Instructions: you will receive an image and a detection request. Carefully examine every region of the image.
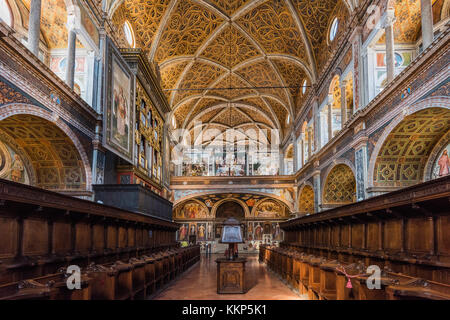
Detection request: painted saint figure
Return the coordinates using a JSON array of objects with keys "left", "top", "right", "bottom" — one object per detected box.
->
[
  {"left": 438, "top": 150, "right": 450, "bottom": 177},
  {"left": 198, "top": 224, "right": 205, "bottom": 239},
  {"left": 10, "top": 154, "right": 24, "bottom": 183},
  {"left": 179, "top": 224, "right": 187, "bottom": 241},
  {"left": 254, "top": 223, "right": 262, "bottom": 240},
  {"left": 113, "top": 87, "right": 128, "bottom": 137}
]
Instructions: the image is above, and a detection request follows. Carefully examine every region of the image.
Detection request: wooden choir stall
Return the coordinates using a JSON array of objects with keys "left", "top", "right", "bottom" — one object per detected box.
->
[
  {"left": 260, "top": 177, "right": 450, "bottom": 300},
  {"left": 0, "top": 178, "right": 200, "bottom": 300}
]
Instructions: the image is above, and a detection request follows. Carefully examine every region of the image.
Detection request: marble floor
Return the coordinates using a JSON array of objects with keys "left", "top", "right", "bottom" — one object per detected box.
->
[{"left": 154, "top": 254, "right": 307, "bottom": 300}]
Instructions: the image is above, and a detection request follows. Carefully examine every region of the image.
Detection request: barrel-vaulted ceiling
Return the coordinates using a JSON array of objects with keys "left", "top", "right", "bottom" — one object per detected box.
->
[{"left": 109, "top": 0, "right": 352, "bottom": 142}]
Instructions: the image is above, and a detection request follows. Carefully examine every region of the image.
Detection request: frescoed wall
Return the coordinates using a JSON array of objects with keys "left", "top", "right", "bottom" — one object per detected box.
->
[
  {"left": 173, "top": 193, "right": 291, "bottom": 251},
  {"left": 0, "top": 139, "right": 31, "bottom": 185}
]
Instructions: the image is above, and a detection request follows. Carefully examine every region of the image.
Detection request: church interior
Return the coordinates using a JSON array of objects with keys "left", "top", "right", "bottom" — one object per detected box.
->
[{"left": 0, "top": 0, "right": 449, "bottom": 302}]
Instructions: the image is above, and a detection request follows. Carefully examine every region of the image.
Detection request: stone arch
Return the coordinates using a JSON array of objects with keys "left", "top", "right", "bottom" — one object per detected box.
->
[
  {"left": 322, "top": 163, "right": 356, "bottom": 205},
  {"left": 298, "top": 184, "right": 315, "bottom": 214},
  {"left": 368, "top": 99, "right": 450, "bottom": 189},
  {"left": 212, "top": 198, "right": 248, "bottom": 220},
  {"left": 0, "top": 104, "right": 92, "bottom": 191},
  {"left": 173, "top": 190, "right": 294, "bottom": 212}
]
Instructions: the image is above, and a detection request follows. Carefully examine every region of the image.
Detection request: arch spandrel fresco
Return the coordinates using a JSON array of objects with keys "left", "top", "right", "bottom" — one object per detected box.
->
[
  {"left": 174, "top": 200, "right": 210, "bottom": 220},
  {"left": 252, "top": 199, "right": 289, "bottom": 219}
]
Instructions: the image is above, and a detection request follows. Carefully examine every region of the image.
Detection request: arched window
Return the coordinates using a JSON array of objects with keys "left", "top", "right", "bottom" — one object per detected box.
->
[
  {"left": 123, "top": 20, "right": 135, "bottom": 48},
  {"left": 0, "top": 0, "right": 13, "bottom": 27},
  {"left": 302, "top": 79, "right": 307, "bottom": 94},
  {"left": 329, "top": 18, "right": 338, "bottom": 42}
]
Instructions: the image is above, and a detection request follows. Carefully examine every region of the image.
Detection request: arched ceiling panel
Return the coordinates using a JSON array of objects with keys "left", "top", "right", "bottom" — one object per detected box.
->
[
  {"left": 204, "top": 0, "right": 252, "bottom": 17},
  {"left": 199, "top": 25, "right": 261, "bottom": 68},
  {"left": 0, "top": 114, "right": 86, "bottom": 191},
  {"left": 154, "top": 0, "right": 224, "bottom": 63},
  {"left": 122, "top": 0, "right": 169, "bottom": 49},
  {"left": 110, "top": 0, "right": 357, "bottom": 142},
  {"left": 271, "top": 58, "right": 309, "bottom": 115},
  {"left": 292, "top": 0, "right": 346, "bottom": 71},
  {"left": 173, "top": 97, "right": 200, "bottom": 128},
  {"left": 206, "top": 74, "right": 255, "bottom": 100},
  {"left": 212, "top": 107, "right": 252, "bottom": 127},
  {"left": 172, "top": 61, "right": 224, "bottom": 106},
  {"left": 235, "top": 60, "right": 290, "bottom": 108},
  {"left": 160, "top": 60, "right": 190, "bottom": 101},
  {"left": 374, "top": 108, "right": 450, "bottom": 187},
  {"left": 236, "top": 0, "right": 308, "bottom": 61},
  {"left": 237, "top": 97, "right": 278, "bottom": 126}
]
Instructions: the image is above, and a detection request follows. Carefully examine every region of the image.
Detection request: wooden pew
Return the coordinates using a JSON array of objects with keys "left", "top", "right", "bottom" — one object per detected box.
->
[
  {"left": 319, "top": 260, "right": 339, "bottom": 300},
  {"left": 307, "top": 256, "right": 326, "bottom": 300},
  {"left": 334, "top": 262, "right": 366, "bottom": 300},
  {"left": 129, "top": 258, "right": 146, "bottom": 300},
  {"left": 386, "top": 278, "right": 450, "bottom": 300}
]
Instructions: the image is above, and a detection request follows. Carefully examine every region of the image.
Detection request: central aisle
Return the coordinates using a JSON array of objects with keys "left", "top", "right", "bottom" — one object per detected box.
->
[{"left": 154, "top": 254, "right": 306, "bottom": 300}]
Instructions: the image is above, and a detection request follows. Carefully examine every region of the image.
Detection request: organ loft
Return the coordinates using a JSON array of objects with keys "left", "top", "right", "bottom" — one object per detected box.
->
[{"left": 0, "top": 0, "right": 449, "bottom": 303}]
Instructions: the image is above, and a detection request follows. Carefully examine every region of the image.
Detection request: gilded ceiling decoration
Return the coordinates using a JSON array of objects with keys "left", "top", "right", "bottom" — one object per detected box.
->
[
  {"left": 205, "top": 0, "right": 251, "bottom": 17},
  {"left": 108, "top": 0, "right": 353, "bottom": 141},
  {"left": 199, "top": 25, "right": 261, "bottom": 69},
  {"left": 0, "top": 115, "right": 86, "bottom": 190},
  {"left": 293, "top": 0, "right": 349, "bottom": 72},
  {"left": 206, "top": 74, "right": 255, "bottom": 100},
  {"left": 154, "top": 0, "right": 224, "bottom": 63},
  {"left": 323, "top": 164, "right": 356, "bottom": 204},
  {"left": 374, "top": 108, "right": 450, "bottom": 187},
  {"left": 237, "top": 0, "right": 307, "bottom": 60},
  {"left": 172, "top": 61, "right": 224, "bottom": 106}
]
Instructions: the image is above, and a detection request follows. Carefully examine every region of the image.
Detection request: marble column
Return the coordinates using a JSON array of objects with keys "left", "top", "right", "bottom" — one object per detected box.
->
[
  {"left": 66, "top": 29, "right": 77, "bottom": 89},
  {"left": 300, "top": 138, "right": 304, "bottom": 168},
  {"left": 327, "top": 96, "right": 333, "bottom": 139},
  {"left": 28, "top": 0, "right": 42, "bottom": 56},
  {"left": 421, "top": 0, "right": 434, "bottom": 49},
  {"left": 307, "top": 128, "right": 312, "bottom": 159},
  {"left": 353, "top": 138, "right": 368, "bottom": 202},
  {"left": 350, "top": 27, "right": 362, "bottom": 111},
  {"left": 279, "top": 147, "right": 284, "bottom": 175},
  {"left": 384, "top": 10, "right": 396, "bottom": 83},
  {"left": 312, "top": 170, "right": 321, "bottom": 213},
  {"left": 312, "top": 98, "right": 320, "bottom": 153},
  {"left": 340, "top": 80, "right": 347, "bottom": 126},
  {"left": 292, "top": 133, "right": 298, "bottom": 172}
]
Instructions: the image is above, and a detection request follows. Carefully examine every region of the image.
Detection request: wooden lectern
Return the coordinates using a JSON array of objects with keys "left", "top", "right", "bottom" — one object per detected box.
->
[
  {"left": 216, "top": 258, "right": 246, "bottom": 294},
  {"left": 216, "top": 218, "right": 246, "bottom": 294}
]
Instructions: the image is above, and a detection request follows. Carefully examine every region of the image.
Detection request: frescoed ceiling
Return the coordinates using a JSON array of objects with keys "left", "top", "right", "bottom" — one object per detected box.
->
[
  {"left": 109, "top": 0, "right": 352, "bottom": 142},
  {"left": 20, "top": 0, "right": 84, "bottom": 49},
  {"left": 377, "top": 0, "right": 442, "bottom": 44},
  {"left": 0, "top": 114, "right": 87, "bottom": 191}
]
